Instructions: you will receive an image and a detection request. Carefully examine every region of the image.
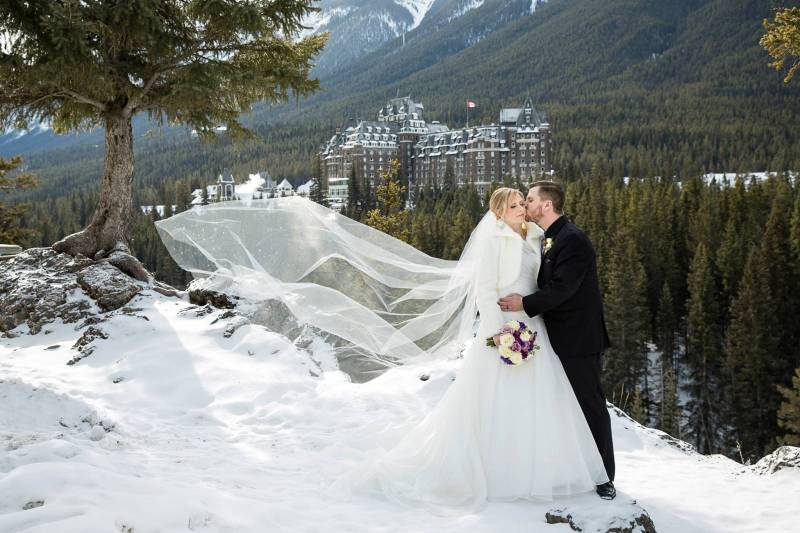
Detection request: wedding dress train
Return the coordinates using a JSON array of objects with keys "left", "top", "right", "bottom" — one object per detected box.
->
[{"left": 351, "top": 239, "right": 609, "bottom": 510}]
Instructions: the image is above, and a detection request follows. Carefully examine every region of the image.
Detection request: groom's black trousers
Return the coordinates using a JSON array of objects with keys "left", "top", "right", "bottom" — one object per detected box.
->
[{"left": 559, "top": 353, "right": 615, "bottom": 482}]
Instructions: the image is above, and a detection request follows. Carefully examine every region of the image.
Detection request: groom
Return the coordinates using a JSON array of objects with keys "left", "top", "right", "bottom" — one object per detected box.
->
[{"left": 498, "top": 180, "right": 616, "bottom": 500}]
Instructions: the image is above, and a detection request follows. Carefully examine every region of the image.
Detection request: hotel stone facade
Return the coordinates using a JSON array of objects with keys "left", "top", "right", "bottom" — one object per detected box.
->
[{"left": 320, "top": 96, "right": 552, "bottom": 208}]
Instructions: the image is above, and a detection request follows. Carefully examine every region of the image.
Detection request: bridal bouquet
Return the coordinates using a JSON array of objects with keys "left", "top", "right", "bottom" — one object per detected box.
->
[{"left": 485, "top": 320, "right": 540, "bottom": 366}]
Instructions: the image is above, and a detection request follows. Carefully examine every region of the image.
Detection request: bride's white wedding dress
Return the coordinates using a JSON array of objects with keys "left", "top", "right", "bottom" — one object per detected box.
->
[{"left": 353, "top": 230, "right": 609, "bottom": 510}]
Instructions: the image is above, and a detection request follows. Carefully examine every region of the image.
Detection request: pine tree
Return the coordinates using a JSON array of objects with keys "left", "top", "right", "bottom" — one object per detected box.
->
[
  {"left": 443, "top": 160, "right": 457, "bottom": 193},
  {"left": 0, "top": 156, "right": 39, "bottom": 244},
  {"left": 410, "top": 212, "right": 433, "bottom": 254},
  {"left": 363, "top": 160, "right": 410, "bottom": 243},
  {"left": 344, "top": 166, "right": 363, "bottom": 220},
  {"left": 631, "top": 385, "right": 647, "bottom": 425},
  {"left": 777, "top": 367, "right": 800, "bottom": 446},
  {"left": 363, "top": 174, "right": 375, "bottom": 212},
  {"left": 200, "top": 185, "right": 210, "bottom": 206},
  {"left": 726, "top": 246, "right": 781, "bottom": 460},
  {"left": 39, "top": 219, "right": 56, "bottom": 247},
  {"left": 602, "top": 227, "right": 649, "bottom": 412},
  {"left": 309, "top": 156, "right": 329, "bottom": 207},
  {"left": 687, "top": 179, "right": 722, "bottom": 261},
  {"left": 790, "top": 191, "right": 800, "bottom": 268},
  {"left": 685, "top": 242, "right": 724, "bottom": 454},
  {"left": 309, "top": 177, "right": 328, "bottom": 207},
  {"left": 443, "top": 208, "right": 473, "bottom": 259},
  {"left": 462, "top": 183, "right": 483, "bottom": 222},
  {"left": 483, "top": 181, "right": 501, "bottom": 207},
  {"left": 656, "top": 281, "right": 677, "bottom": 371},
  {"left": 661, "top": 367, "right": 681, "bottom": 438},
  {"left": 0, "top": 1, "right": 325, "bottom": 258},
  {"left": 429, "top": 214, "right": 446, "bottom": 258},
  {"left": 655, "top": 279, "right": 680, "bottom": 434},
  {"left": 174, "top": 180, "right": 192, "bottom": 213},
  {"left": 761, "top": 7, "right": 800, "bottom": 83},
  {"left": 760, "top": 185, "right": 797, "bottom": 402},
  {"left": 788, "top": 190, "right": 800, "bottom": 370},
  {"left": 716, "top": 215, "right": 744, "bottom": 316}
]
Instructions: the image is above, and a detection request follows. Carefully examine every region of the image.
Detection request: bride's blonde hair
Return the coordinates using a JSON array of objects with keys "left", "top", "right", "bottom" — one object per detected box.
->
[
  {"left": 489, "top": 187, "right": 527, "bottom": 237},
  {"left": 489, "top": 187, "right": 521, "bottom": 218}
]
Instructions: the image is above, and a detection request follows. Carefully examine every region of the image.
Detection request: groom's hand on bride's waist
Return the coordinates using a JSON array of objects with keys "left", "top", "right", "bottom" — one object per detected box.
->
[{"left": 498, "top": 294, "right": 523, "bottom": 312}]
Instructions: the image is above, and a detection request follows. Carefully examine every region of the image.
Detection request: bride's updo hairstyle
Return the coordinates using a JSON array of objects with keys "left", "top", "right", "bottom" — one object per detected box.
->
[{"left": 489, "top": 187, "right": 523, "bottom": 220}]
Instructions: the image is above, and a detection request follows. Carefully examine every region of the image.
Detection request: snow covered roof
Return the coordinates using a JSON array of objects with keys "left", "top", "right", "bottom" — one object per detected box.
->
[
  {"left": 378, "top": 96, "right": 425, "bottom": 121},
  {"left": 140, "top": 205, "right": 176, "bottom": 217},
  {"left": 296, "top": 180, "right": 314, "bottom": 195},
  {"left": 252, "top": 171, "right": 275, "bottom": 189},
  {"left": 500, "top": 108, "right": 522, "bottom": 124},
  {"left": 218, "top": 169, "right": 235, "bottom": 183},
  {"left": 426, "top": 123, "right": 449, "bottom": 134},
  {"left": 500, "top": 97, "right": 546, "bottom": 127},
  {"left": 276, "top": 179, "right": 294, "bottom": 190}
]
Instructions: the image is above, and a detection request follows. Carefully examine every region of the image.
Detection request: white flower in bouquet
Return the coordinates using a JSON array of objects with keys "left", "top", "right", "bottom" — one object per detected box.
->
[
  {"left": 499, "top": 346, "right": 515, "bottom": 360},
  {"left": 499, "top": 333, "right": 515, "bottom": 347}
]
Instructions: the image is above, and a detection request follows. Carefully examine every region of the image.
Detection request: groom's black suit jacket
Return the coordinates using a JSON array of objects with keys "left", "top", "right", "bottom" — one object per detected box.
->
[{"left": 522, "top": 216, "right": 610, "bottom": 358}]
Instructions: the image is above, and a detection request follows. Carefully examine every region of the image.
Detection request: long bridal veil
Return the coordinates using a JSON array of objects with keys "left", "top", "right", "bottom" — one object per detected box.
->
[{"left": 155, "top": 197, "right": 498, "bottom": 371}]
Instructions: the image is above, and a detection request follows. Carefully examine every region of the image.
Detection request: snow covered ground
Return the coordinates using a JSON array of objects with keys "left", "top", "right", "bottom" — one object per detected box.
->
[{"left": 1, "top": 289, "right": 798, "bottom": 532}]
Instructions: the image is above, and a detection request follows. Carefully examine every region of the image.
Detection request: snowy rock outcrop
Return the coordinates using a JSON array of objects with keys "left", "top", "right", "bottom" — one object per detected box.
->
[
  {"left": 545, "top": 499, "right": 657, "bottom": 532},
  {"left": 0, "top": 249, "right": 94, "bottom": 334},
  {"left": 187, "top": 277, "right": 238, "bottom": 310},
  {"left": 0, "top": 248, "right": 149, "bottom": 336},
  {"left": 752, "top": 446, "right": 800, "bottom": 475},
  {"left": 77, "top": 262, "right": 141, "bottom": 312}
]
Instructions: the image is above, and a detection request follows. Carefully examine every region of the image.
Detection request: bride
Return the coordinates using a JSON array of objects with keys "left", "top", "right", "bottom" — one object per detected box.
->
[
  {"left": 154, "top": 186, "right": 609, "bottom": 510},
  {"left": 349, "top": 187, "right": 609, "bottom": 509}
]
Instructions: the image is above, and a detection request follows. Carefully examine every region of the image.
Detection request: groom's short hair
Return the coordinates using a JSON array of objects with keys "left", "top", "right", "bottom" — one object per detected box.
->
[{"left": 531, "top": 181, "right": 565, "bottom": 214}]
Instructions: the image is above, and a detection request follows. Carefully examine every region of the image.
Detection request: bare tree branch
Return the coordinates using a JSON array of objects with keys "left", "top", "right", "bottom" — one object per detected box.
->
[{"left": 60, "top": 90, "right": 107, "bottom": 111}]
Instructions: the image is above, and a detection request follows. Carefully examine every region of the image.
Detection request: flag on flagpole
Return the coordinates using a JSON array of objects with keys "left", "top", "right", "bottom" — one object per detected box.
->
[{"left": 467, "top": 100, "right": 476, "bottom": 108}]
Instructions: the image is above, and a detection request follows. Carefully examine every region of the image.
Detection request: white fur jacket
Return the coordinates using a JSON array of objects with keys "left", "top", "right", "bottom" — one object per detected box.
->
[{"left": 475, "top": 219, "right": 544, "bottom": 337}]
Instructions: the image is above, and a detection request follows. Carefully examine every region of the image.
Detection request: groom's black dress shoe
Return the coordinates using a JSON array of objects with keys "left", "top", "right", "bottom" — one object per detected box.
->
[{"left": 596, "top": 481, "right": 616, "bottom": 500}]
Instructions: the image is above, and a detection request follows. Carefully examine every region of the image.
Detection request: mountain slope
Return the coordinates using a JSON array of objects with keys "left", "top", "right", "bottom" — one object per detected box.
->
[
  {"left": 301, "top": 0, "right": 417, "bottom": 76},
  {"left": 300, "top": 0, "right": 514, "bottom": 77},
  {"left": 5, "top": 0, "right": 800, "bottom": 206}
]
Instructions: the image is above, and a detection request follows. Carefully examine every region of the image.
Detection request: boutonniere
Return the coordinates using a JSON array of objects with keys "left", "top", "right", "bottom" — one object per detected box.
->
[{"left": 542, "top": 237, "right": 555, "bottom": 255}]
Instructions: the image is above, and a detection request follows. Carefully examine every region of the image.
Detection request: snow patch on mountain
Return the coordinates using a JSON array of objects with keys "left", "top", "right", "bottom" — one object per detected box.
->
[
  {"left": 446, "top": 0, "right": 486, "bottom": 23},
  {"left": 1, "top": 123, "right": 51, "bottom": 143},
  {"left": 531, "top": 0, "right": 547, "bottom": 13},
  {"left": 374, "top": 10, "right": 404, "bottom": 36},
  {"left": 300, "top": 6, "right": 356, "bottom": 38},
  {"left": 395, "top": 0, "right": 436, "bottom": 30}
]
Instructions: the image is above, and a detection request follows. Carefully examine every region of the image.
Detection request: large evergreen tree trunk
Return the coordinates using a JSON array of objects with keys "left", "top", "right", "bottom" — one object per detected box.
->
[{"left": 53, "top": 112, "right": 134, "bottom": 258}]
